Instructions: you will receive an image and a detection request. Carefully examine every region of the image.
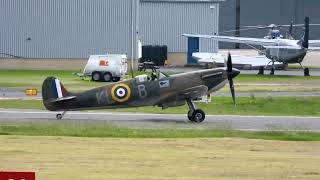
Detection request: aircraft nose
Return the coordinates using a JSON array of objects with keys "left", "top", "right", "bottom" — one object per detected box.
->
[{"left": 229, "top": 68, "right": 240, "bottom": 79}]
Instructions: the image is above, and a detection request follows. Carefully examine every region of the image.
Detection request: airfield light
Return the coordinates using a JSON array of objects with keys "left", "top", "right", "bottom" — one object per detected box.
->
[{"left": 25, "top": 89, "right": 38, "bottom": 96}]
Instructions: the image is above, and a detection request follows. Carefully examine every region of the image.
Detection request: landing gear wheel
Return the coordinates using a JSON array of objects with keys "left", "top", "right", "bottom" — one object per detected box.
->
[
  {"left": 56, "top": 111, "right": 66, "bottom": 120},
  {"left": 258, "top": 66, "right": 264, "bottom": 75},
  {"left": 92, "top": 71, "right": 101, "bottom": 81},
  {"left": 56, "top": 114, "right": 63, "bottom": 120},
  {"left": 103, "top": 72, "right": 112, "bottom": 82},
  {"left": 270, "top": 67, "right": 275, "bottom": 75},
  {"left": 191, "top": 109, "right": 205, "bottom": 123},
  {"left": 187, "top": 110, "right": 193, "bottom": 121},
  {"left": 304, "top": 68, "right": 310, "bottom": 76}
]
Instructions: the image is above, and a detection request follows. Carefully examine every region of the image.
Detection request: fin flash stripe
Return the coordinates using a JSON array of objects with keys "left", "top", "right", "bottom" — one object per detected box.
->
[{"left": 54, "top": 79, "right": 66, "bottom": 98}]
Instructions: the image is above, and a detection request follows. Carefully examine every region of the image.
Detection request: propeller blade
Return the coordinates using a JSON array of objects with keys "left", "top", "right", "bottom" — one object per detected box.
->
[
  {"left": 227, "top": 53, "right": 232, "bottom": 73},
  {"left": 226, "top": 53, "right": 239, "bottom": 105},
  {"left": 229, "top": 79, "right": 236, "bottom": 105}
]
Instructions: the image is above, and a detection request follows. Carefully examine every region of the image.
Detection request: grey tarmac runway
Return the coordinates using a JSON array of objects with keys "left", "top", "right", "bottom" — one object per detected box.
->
[{"left": 0, "top": 109, "right": 320, "bottom": 132}]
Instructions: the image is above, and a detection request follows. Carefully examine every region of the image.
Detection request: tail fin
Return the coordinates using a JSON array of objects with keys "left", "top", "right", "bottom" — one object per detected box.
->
[
  {"left": 42, "top": 77, "right": 75, "bottom": 111},
  {"left": 302, "top": 16, "right": 309, "bottom": 49}
]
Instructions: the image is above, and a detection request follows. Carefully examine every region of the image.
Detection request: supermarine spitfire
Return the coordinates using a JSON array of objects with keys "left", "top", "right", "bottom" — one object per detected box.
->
[{"left": 42, "top": 54, "right": 240, "bottom": 123}]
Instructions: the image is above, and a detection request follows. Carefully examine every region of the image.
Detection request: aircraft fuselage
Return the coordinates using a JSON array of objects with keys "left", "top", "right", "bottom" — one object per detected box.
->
[
  {"left": 266, "top": 47, "right": 307, "bottom": 64},
  {"left": 264, "top": 39, "right": 307, "bottom": 64},
  {"left": 43, "top": 68, "right": 232, "bottom": 111}
]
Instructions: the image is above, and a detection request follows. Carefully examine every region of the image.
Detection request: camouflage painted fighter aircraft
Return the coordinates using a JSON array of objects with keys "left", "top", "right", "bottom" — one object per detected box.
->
[{"left": 42, "top": 54, "right": 240, "bottom": 123}]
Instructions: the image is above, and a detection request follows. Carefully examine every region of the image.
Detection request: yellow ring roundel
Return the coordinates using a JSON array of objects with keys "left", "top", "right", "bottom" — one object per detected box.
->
[{"left": 111, "top": 83, "right": 131, "bottom": 102}]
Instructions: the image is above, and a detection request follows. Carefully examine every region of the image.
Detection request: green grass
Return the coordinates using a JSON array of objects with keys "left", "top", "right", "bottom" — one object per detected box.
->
[
  {"left": 235, "top": 74, "right": 320, "bottom": 83},
  {"left": 1, "top": 96, "right": 320, "bottom": 116},
  {"left": 0, "top": 70, "right": 320, "bottom": 92},
  {"left": 0, "top": 69, "right": 151, "bottom": 91},
  {"left": 0, "top": 99, "right": 43, "bottom": 109},
  {"left": 223, "top": 85, "right": 320, "bottom": 92},
  {"left": 1, "top": 136, "right": 319, "bottom": 180},
  {"left": 0, "top": 122, "right": 319, "bottom": 141}
]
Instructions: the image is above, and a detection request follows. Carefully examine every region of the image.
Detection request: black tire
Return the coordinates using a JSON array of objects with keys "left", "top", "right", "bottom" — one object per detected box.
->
[
  {"left": 187, "top": 110, "right": 193, "bottom": 121},
  {"left": 56, "top": 114, "right": 62, "bottom": 120},
  {"left": 270, "top": 67, "right": 275, "bottom": 75},
  {"left": 113, "top": 77, "right": 121, "bottom": 82},
  {"left": 92, "top": 71, "right": 101, "bottom": 81},
  {"left": 103, "top": 72, "right": 112, "bottom": 82},
  {"left": 191, "top": 109, "right": 205, "bottom": 123}
]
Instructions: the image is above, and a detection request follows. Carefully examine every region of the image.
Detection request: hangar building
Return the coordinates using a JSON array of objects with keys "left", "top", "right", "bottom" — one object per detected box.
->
[
  {"left": 0, "top": 0, "right": 140, "bottom": 59},
  {"left": 0, "top": 0, "right": 222, "bottom": 61},
  {"left": 1, "top": 0, "right": 320, "bottom": 66}
]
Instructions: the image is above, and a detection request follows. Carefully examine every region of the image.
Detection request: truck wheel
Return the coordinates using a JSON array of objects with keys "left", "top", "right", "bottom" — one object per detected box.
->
[
  {"left": 103, "top": 72, "right": 112, "bottom": 82},
  {"left": 92, "top": 71, "right": 101, "bottom": 81},
  {"left": 113, "top": 77, "right": 121, "bottom": 82}
]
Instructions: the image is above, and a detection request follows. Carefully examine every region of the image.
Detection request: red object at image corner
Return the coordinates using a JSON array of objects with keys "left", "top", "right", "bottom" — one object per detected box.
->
[{"left": 0, "top": 172, "right": 35, "bottom": 180}]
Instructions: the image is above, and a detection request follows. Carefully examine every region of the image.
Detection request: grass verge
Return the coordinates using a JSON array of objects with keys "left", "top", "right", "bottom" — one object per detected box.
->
[
  {"left": 1, "top": 96, "right": 319, "bottom": 116},
  {"left": 0, "top": 122, "right": 320, "bottom": 141},
  {"left": 1, "top": 136, "right": 319, "bottom": 180},
  {"left": 0, "top": 69, "right": 319, "bottom": 92}
]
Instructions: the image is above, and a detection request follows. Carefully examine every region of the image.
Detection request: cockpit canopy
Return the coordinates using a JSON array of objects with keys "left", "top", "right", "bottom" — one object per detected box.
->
[{"left": 135, "top": 72, "right": 169, "bottom": 83}]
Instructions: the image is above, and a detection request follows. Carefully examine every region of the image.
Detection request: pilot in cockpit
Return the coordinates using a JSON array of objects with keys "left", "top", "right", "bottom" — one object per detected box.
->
[
  {"left": 137, "top": 72, "right": 169, "bottom": 83},
  {"left": 150, "top": 72, "right": 157, "bottom": 81}
]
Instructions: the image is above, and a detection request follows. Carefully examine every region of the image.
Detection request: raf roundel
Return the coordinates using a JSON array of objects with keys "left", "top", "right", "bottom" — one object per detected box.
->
[{"left": 111, "top": 83, "right": 131, "bottom": 102}]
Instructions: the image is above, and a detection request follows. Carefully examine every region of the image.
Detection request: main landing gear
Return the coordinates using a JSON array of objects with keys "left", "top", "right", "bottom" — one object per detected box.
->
[
  {"left": 56, "top": 111, "right": 67, "bottom": 120},
  {"left": 299, "top": 63, "right": 310, "bottom": 76},
  {"left": 186, "top": 98, "right": 205, "bottom": 123},
  {"left": 258, "top": 62, "right": 310, "bottom": 76},
  {"left": 258, "top": 60, "right": 276, "bottom": 75},
  {"left": 270, "top": 61, "right": 275, "bottom": 75}
]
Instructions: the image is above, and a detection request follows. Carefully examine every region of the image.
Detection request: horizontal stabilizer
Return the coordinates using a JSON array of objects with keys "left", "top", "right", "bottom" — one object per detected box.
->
[{"left": 50, "top": 96, "right": 76, "bottom": 103}]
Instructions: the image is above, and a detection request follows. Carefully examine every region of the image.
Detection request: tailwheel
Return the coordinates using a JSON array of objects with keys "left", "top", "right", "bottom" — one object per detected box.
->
[
  {"left": 191, "top": 109, "right": 205, "bottom": 123},
  {"left": 56, "top": 114, "right": 63, "bottom": 120},
  {"left": 56, "top": 111, "right": 67, "bottom": 120}
]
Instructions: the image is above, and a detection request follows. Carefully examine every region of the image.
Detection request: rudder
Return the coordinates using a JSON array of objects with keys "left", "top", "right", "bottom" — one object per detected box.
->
[{"left": 42, "top": 77, "right": 72, "bottom": 111}]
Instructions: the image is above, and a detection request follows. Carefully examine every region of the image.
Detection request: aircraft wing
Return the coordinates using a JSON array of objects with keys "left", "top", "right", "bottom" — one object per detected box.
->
[
  {"left": 192, "top": 52, "right": 282, "bottom": 67},
  {"left": 160, "top": 85, "right": 208, "bottom": 104},
  {"left": 183, "top": 34, "right": 278, "bottom": 46},
  {"left": 178, "top": 85, "right": 208, "bottom": 99}
]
